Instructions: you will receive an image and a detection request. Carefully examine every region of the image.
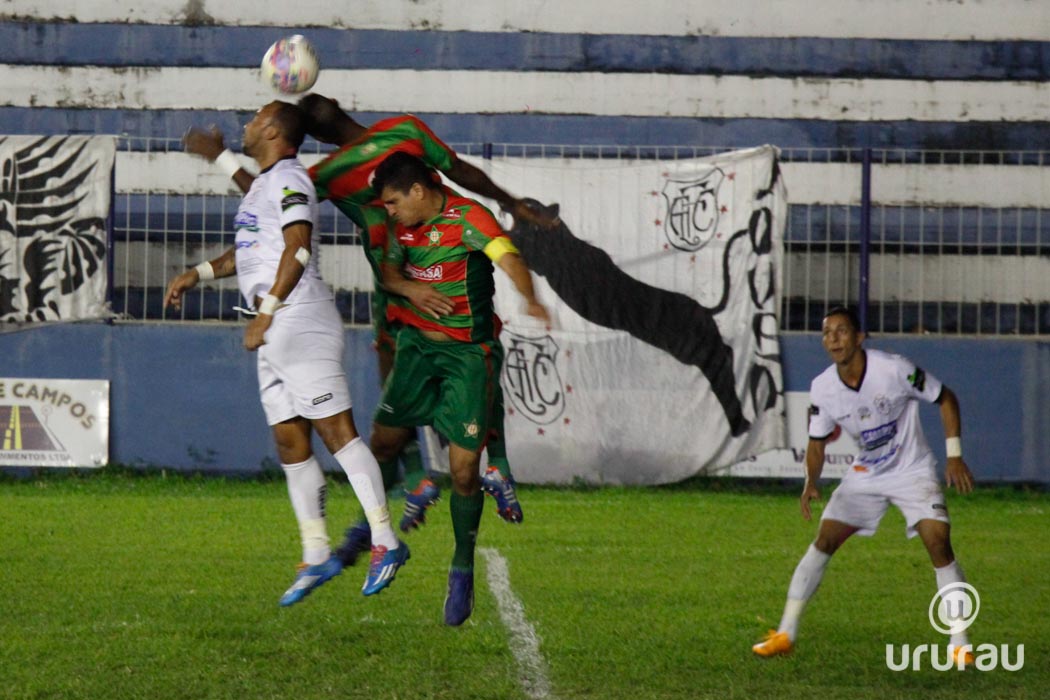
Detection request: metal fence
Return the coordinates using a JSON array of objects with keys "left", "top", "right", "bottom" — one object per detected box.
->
[{"left": 111, "top": 137, "right": 1050, "bottom": 336}]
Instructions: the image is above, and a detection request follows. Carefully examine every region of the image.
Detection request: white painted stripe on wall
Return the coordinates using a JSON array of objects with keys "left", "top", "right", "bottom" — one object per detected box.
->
[
  {"left": 8, "top": 65, "right": 1050, "bottom": 122},
  {"left": 117, "top": 152, "right": 1050, "bottom": 208},
  {"left": 7, "top": 0, "right": 1049, "bottom": 41}
]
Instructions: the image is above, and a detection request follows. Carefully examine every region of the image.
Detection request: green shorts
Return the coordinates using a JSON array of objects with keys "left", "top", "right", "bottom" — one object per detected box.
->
[{"left": 375, "top": 326, "right": 503, "bottom": 452}]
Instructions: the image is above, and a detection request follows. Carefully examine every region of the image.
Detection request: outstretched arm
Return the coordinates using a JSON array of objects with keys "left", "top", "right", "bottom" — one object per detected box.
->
[
  {"left": 163, "top": 246, "right": 236, "bottom": 311},
  {"left": 495, "top": 251, "right": 550, "bottom": 326},
  {"left": 937, "top": 385, "right": 974, "bottom": 494},
  {"left": 446, "top": 159, "right": 559, "bottom": 229},
  {"left": 183, "top": 126, "right": 255, "bottom": 194}
]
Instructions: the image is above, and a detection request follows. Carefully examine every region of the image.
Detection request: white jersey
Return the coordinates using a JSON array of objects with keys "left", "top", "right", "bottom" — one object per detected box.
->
[
  {"left": 808, "top": 348, "right": 943, "bottom": 476},
  {"left": 233, "top": 156, "right": 331, "bottom": 307}
]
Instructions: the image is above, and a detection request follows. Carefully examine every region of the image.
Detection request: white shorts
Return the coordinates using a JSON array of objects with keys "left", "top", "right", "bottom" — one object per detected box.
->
[
  {"left": 821, "top": 466, "right": 950, "bottom": 539},
  {"left": 256, "top": 300, "right": 352, "bottom": 425}
]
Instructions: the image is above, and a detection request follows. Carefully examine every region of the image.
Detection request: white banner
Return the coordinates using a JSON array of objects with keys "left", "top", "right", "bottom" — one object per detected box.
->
[
  {"left": 0, "top": 378, "right": 109, "bottom": 468},
  {"left": 0, "top": 136, "right": 115, "bottom": 322},
  {"left": 470, "top": 146, "right": 787, "bottom": 484},
  {"left": 722, "top": 391, "right": 859, "bottom": 479}
]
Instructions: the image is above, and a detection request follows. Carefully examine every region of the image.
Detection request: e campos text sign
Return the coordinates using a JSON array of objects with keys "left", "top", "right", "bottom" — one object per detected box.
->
[{"left": 0, "top": 378, "right": 109, "bottom": 467}]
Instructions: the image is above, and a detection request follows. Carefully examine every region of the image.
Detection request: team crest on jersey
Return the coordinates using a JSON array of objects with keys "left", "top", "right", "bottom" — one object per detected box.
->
[
  {"left": 873, "top": 394, "right": 892, "bottom": 415},
  {"left": 427, "top": 227, "right": 443, "bottom": 245},
  {"left": 463, "top": 420, "right": 479, "bottom": 438}
]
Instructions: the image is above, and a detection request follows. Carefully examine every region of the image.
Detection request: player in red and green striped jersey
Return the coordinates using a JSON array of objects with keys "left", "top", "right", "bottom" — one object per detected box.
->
[{"left": 371, "top": 152, "right": 549, "bottom": 625}]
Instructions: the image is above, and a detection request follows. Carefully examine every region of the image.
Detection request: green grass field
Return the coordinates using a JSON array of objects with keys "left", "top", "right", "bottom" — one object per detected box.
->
[{"left": 1, "top": 470, "right": 1046, "bottom": 700}]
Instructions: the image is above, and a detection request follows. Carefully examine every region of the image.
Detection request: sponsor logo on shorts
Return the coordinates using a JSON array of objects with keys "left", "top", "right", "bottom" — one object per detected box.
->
[{"left": 311, "top": 393, "right": 333, "bottom": 406}]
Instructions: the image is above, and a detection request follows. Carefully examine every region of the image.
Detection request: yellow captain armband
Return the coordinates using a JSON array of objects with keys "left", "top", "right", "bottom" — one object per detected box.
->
[{"left": 483, "top": 236, "right": 519, "bottom": 263}]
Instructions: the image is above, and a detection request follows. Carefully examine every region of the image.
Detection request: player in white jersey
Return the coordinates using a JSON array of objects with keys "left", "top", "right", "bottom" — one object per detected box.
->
[
  {"left": 752, "top": 306, "right": 976, "bottom": 664},
  {"left": 163, "top": 101, "right": 409, "bottom": 606}
]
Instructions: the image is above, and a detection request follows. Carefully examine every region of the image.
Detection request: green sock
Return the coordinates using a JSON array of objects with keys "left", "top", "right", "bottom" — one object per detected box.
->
[
  {"left": 449, "top": 490, "right": 484, "bottom": 571},
  {"left": 486, "top": 433, "right": 512, "bottom": 479},
  {"left": 400, "top": 436, "right": 426, "bottom": 491}
]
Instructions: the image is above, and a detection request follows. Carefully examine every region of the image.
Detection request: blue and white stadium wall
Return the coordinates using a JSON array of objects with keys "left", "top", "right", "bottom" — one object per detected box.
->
[
  {"left": 3, "top": 1, "right": 1050, "bottom": 148},
  {"left": 0, "top": 323, "right": 1045, "bottom": 481}
]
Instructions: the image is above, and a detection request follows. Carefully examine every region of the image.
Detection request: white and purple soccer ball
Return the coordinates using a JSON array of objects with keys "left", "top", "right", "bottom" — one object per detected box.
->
[{"left": 261, "top": 35, "right": 319, "bottom": 94}]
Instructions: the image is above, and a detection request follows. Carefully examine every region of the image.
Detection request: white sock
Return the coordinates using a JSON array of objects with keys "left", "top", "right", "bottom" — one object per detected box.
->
[
  {"left": 779, "top": 544, "right": 831, "bottom": 641},
  {"left": 333, "top": 437, "right": 398, "bottom": 550},
  {"left": 281, "top": 456, "right": 329, "bottom": 566},
  {"left": 934, "top": 560, "right": 970, "bottom": 650}
]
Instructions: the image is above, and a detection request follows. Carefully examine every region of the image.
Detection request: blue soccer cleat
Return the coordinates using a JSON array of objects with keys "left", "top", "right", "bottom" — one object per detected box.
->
[
  {"left": 334, "top": 523, "right": 372, "bottom": 567},
  {"left": 278, "top": 556, "right": 343, "bottom": 607},
  {"left": 399, "top": 478, "right": 441, "bottom": 532},
  {"left": 444, "top": 568, "right": 475, "bottom": 626},
  {"left": 481, "top": 466, "right": 524, "bottom": 523},
  {"left": 361, "top": 541, "right": 410, "bottom": 596}
]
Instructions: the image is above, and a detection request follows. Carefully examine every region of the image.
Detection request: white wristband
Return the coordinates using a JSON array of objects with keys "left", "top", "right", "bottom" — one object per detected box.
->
[
  {"left": 215, "top": 149, "right": 242, "bottom": 179},
  {"left": 946, "top": 436, "right": 962, "bottom": 459},
  {"left": 194, "top": 261, "right": 215, "bottom": 281},
  {"left": 257, "top": 293, "right": 280, "bottom": 316}
]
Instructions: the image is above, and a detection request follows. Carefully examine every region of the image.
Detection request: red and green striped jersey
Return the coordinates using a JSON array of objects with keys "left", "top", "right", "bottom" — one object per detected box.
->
[
  {"left": 308, "top": 114, "right": 456, "bottom": 269},
  {"left": 384, "top": 190, "right": 508, "bottom": 343}
]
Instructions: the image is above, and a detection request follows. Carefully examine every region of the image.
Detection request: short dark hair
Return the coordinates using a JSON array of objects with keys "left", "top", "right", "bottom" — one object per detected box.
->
[
  {"left": 269, "top": 101, "right": 306, "bottom": 149},
  {"left": 823, "top": 305, "right": 862, "bottom": 332},
  {"left": 298, "top": 93, "right": 350, "bottom": 143},
  {"left": 372, "top": 152, "right": 442, "bottom": 196}
]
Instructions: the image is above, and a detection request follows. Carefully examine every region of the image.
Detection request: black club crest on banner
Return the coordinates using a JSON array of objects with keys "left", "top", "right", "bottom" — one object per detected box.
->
[
  {"left": 661, "top": 167, "right": 725, "bottom": 252},
  {"left": 502, "top": 332, "right": 564, "bottom": 425}
]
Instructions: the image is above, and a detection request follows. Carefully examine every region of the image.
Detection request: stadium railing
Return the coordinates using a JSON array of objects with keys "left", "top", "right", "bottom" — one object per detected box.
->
[{"left": 110, "top": 137, "right": 1050, "bottom": 336}]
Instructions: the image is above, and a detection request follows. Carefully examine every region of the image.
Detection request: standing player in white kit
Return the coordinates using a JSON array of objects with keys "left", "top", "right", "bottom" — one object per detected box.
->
[
  {"left": 752, "top": 306, "right": 976, "bottom": 664},
  {"left": 163, "top": 101, "right": 408, "bottom": 606}
]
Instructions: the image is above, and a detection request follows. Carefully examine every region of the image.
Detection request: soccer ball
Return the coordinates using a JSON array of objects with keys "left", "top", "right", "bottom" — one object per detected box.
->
[{"left": 261, "top": 35, "right": 319, "bottom": 94}]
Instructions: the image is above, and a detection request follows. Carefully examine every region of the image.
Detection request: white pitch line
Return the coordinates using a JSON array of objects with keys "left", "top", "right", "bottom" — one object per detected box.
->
[{"left": 480, "top": 547, "right": 555, "bottom": 700}]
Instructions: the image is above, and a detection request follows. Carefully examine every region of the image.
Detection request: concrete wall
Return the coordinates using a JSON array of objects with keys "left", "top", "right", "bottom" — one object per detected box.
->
[{"left": 1, "top": 322, "right": 1045, "bottom": 482}]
